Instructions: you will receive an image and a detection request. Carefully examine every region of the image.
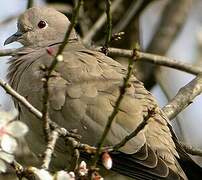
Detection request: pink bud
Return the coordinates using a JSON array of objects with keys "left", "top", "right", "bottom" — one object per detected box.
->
[
  {"left": 46, "top": 47, "right": 55, "bottom": 56},
  {"left": 91, "top": 171, "right": 103, "bottom": 180},
  {"left": 102, "top": 152, "right": 112, "bottom": 170}
]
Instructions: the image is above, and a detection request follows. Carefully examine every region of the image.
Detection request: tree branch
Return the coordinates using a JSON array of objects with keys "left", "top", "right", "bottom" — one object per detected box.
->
[
  {"left": 162, "top": 74, "right": 202, "bottom": 120},
  {"left": 106, "top": 47, "right": 202, "bottom": 75},
  {"left": 104, "top": 0, "right": 112, "bottom": 47},
  {"left": 82, "top": 0, "right": 123, "bottom": 45},
  {"left": 0, "top": 48, "right": 17, "bottom": 57},
  {"left": 27, "top": 0, "right": 34, "bottom": 9},
  {"left": 0, "top": 79, "right": 42, "bottom": 119},
  {"left": 143, "top": 0, "right": 191, "bottom": 89},
  {"left": 41, "top": 130, "right": 59, "bottom": 169}
]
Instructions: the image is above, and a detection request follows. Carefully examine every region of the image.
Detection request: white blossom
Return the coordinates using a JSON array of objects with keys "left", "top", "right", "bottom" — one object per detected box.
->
[
  {"left": 54, "top": 170, "right": 75, "bottom": 180},
  {"left": 0, "top": 109, "right": 28, "bottom": 172},
  {"left": 78, "top": 161, "right": 88, "bottom": 176},
  {"left": 28, "top": 167, "right": 53, "bottom": 180}
]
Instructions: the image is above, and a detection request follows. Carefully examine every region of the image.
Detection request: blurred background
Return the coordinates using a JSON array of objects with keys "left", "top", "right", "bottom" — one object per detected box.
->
[{"left": 0, "top": 0, "right": 202, "bottom": 172}]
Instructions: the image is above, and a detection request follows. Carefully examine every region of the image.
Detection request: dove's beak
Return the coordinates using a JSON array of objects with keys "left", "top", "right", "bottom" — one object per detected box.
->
[{"left": 4, "top": 31, "right": 23, "bottom": 45}]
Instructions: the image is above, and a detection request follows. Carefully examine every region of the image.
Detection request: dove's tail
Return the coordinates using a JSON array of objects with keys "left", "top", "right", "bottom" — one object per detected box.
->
[
  {"left": 174, "top": 139, "right": 202, "bottom": 180},
  {"left": 178, "top": 157, "right": 202, "bottom": 180},
  {"left": 168, "top": 123, "right": 202, "bottom": 180}
]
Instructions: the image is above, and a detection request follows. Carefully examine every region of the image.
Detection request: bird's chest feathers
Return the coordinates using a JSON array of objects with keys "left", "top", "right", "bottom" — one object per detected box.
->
[{"left": 9, "top": 48, "right": 136, "bottom": 144}]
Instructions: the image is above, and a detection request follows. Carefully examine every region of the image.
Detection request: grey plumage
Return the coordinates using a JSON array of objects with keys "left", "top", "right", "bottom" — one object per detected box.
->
[{"left": 5, "top": 7, "right": 202, "bottom": 180}]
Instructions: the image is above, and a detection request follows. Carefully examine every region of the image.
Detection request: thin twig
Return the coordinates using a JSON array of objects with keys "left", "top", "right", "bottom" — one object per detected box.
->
[
  {"left": 91, "top": 50, "right": 136, "bottom": 167},
  {"left": 11, "top": 160, "right": 42, "bottom": 180},
  {"left": 0, "top": 48, "right": 17, "bottom": 57},
  {"left": 66, "top": 137, "right": 112, "bottom": 155},
  {"left": 83, "top": 0, "right": 123, "bottom": 44},
  {"left": 162, "top": 74, "right": 202, "bottom": 120},
  {"left": 67, "top": 137, "right": 81, "bottom": 171},
  {"left": 113, "top": 108, "right": 155, "bottom": 151},
  {"left": 27, "top": 0, "right": 34, "bottom": 9},
  {"left": 0, "top": 79, "right": 42, "bottom": 119},
  {"left": 104, "top": 0, "right": 112, "bottom": 47},
  {"left": 41, "top": 73, "right": 51, "bottom": 140},
  {"left": 11, "top": 160, "right": 24, "bottom": 179},
  {"left": 41, "top": 130, "right": 59, "bottom": 169}
]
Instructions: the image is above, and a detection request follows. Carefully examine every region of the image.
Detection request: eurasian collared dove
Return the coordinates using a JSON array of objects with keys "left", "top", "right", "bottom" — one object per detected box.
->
[{"left": 4, "top": 7, "right": 202, "bottom": 180}]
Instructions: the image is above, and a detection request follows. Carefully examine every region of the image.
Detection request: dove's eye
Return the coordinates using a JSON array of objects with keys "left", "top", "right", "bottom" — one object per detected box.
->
[{"left": 38, "top": 20, "right": 47, "bottom": 29}]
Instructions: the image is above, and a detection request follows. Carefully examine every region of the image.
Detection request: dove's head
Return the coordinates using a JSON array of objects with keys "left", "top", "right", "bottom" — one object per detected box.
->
[{"left": 4, "top": 7, "right": 78, "bottom": 47}]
